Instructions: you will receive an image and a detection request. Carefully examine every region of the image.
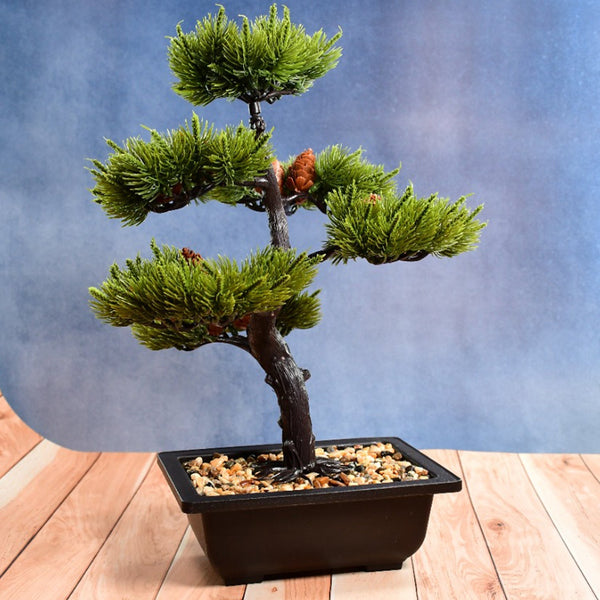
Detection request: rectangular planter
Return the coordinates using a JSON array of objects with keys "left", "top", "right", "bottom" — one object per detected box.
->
[{"left": 158, "top": 436, "right": 461, "bottom": 585}]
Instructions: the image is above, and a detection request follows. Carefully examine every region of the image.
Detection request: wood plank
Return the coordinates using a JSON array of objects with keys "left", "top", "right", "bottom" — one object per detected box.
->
[
  {"left": 413, "top": 449, "right": 505, "bottom": 599},
  {"left": 0, "top": 451, "right": 154, "bottom": 600},
  {"left": 460, "top": 451, "right": 596, "bottom": 600},
  {"left": 331, "top": 566, "right": 416, "bottom": 600},
  {"left": 520, "top": 453, "right": 600, "bottom": 596},
  {"left": 0, "top": 439, "right": 98, "bottom": 575},
  {"left": 69, "top": 460, "right": 189, "bottom": 600},
  {"left": 244, "top": 575, "right": 330, "bottom": 600},
  {"left": 156, "top": 526, "right": 246, "bottom": 600},
  {"left": 582, "top": 454, "right": 600, "bottom": 480},
  {"left": 0, "top": 392, "right": 42, "bottom": 477}
]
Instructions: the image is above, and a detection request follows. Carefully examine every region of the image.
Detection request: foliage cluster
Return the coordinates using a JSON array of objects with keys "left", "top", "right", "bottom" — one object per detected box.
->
[
  {"left": 168, "top": 4, "right": 342, "bottom": 105},
  {"left": 90, "top": 241, "right": 321, "bottom": 350},
  {"left": 324, "top": 185, "right": 485, "bottom": 264},
  {"left": 89, "top": 114, "right": 271, "bottom": 226}
]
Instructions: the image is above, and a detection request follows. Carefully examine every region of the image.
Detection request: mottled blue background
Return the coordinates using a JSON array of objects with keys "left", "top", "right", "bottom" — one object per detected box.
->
[{"left": 1, "top": 0, "right": 598, "bottom": 452}]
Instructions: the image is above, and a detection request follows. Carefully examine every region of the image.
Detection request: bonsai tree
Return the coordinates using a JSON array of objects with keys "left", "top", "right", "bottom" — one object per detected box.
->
[{"left": 89, "top": 5, "right": 484, "bottom": 483}]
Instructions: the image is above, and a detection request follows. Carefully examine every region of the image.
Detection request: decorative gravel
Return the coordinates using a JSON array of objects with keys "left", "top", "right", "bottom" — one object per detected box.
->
[{"left": 184, "top": 441, "right": 429, "bottom": 496}]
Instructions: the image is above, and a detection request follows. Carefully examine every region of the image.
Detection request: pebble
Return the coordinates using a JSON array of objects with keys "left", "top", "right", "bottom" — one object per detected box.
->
[{"left": 184, "top": 442, "right": 430, "bottom": 497}]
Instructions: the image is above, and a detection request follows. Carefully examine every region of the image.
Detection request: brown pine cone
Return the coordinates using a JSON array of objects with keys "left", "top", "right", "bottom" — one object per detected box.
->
[
  {"left": 207, "top": 323, "right": 224, "bottom": 336},
  {"left": 181, "top": 247, "right": 203, "bottom": 264},
  {"left": 364, "top": 193, "right": 381, "bottom": 204},
  {"left": 232, "top": 314, "right": 252, "bottom": 330},
  {"left": 286, "top": 148, "right": 316, "bottom": 193}
]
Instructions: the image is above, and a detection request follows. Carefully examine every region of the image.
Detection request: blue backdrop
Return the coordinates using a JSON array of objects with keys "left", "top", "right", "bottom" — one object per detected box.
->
[{"left": 1, "top": 0, "right": 598, "bottom": 452}]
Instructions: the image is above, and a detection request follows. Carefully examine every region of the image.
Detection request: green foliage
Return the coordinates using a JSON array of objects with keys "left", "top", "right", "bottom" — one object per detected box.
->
[
  {"left": 276, "top": 291, "right": 321, "bottom": 336},
  {"left": 89, "top": 241, "right": 322, "bottom": 350},
  {"left": 168, "top": 4, "right": 342, "bottom": 105},
  {"left": 323, "top": 185, "right": 485, "bottom": 264},
  {"left": 304, "top": 146, "right": 399, "bottom": 209},
  {"left": 88, "top": 114, "right": 272, "bottom": 226}
]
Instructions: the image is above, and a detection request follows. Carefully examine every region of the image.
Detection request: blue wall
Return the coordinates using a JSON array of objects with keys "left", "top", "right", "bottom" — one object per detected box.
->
[{"left": 1, "top": 0, "right": 598, "bottom": 452}]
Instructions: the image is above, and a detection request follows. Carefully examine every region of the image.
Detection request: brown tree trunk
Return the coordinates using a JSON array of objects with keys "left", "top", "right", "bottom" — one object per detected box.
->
[
  {"left": 248, "top": 311, "right": 316, "bottom": 470},
  {"left": 248, "top": 163, "right": 317, "bottom": 471}
]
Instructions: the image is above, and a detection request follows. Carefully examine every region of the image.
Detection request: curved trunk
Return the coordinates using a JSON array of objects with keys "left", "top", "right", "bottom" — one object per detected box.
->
[
  {"left": 248, "top": 311, "right": 316, "bottom": 470},
  {"left": 246, "top": 155, "right": 316, "bottom": 470}
]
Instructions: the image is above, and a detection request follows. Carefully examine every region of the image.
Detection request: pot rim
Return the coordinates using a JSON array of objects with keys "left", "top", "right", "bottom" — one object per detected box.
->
[{"left": 157, "top": 436, "right": 462, "bottom": 513}]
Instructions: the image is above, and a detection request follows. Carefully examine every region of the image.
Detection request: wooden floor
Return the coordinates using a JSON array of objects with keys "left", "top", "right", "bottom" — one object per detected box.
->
[{"left": 1, "top": 391, "right": 599, "bottom": 600}]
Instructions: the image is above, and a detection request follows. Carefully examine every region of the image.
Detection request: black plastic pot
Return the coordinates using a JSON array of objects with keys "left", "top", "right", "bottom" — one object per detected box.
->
[{"left": 158, "top": 436, "right": 461, "bottom": 585}]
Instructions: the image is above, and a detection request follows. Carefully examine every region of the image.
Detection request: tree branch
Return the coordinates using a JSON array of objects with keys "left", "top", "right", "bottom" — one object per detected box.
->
[
  {"left": 248, "top": 101, "right": 266, "bottom": 136},
  {"left": 237, "top": 196, "right": 266, "bottom": 212},
  {"left": 308, "top": 248, "right": 430, "bottom": 264},
  {"left": 214, "top": 334, "right": 252, "bottom": 353},
  {"left": 148, "top": 183, "right": 216, "bottom": 214},
  {"left": 308, "top": 247, "right": 338, "bottom": 262}
]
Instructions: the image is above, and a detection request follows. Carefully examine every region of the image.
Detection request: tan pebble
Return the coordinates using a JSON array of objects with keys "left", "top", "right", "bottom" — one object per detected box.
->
[
  {"left": 210, "top": 455, "right": 227, "bottom": 469},
  {"left": 203, "top": 487, "right": 219, "bottom": 496},
  {"left": 193, "top": 457, "right": 203, "bottom": 467},
  {"left": 340, "top": 472, "right": 351, "bottom": 484}
]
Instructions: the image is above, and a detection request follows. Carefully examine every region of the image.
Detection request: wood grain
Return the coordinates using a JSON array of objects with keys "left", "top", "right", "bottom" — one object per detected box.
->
[
  {"left": 330, "top": 566, "right": 417, "bottom": 600},
  {"left": 413, "top": 450, "right": 505, "bottom": 599},
  {"left": 69, "top": 460, "right": 189, "bottom": 600},
  {"left": 0, "top": 392, "right": 42, "bottom": 477},
  {"left": 460, "top": 451, "right": 596, "bottom": 600},
  {"left": 0, "top": 451, "right": 153, "bottom": 600},
  {"left": 520, "top": 453, "right": 600, "bottom": 596},
  {"left": 582, "top": 454, "right": 600, "bottom": 480},
  {"left": 156, "top": 526, "right": 246, "bottom": 600},
  {"left": 0, "top": 439, "right": 98, "bottom": 576},
  {"left": 244, "top": 575, "right": 331, "bottom": 600}
]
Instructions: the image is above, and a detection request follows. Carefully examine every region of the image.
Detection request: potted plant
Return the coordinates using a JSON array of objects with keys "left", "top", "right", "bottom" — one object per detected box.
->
[{"left": 88, "top": 4, "right": 484, "bottom": 585}]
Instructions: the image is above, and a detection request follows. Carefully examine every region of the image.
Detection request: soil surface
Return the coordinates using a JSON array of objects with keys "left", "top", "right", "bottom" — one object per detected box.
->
[{"left": 184, "top": 441, "right": 429, "bottom": 496}]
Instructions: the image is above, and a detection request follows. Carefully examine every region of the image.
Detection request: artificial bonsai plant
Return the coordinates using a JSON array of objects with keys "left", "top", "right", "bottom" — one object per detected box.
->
[{"left": 89, "top": 5, "right": 484, "bottom": 484}]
